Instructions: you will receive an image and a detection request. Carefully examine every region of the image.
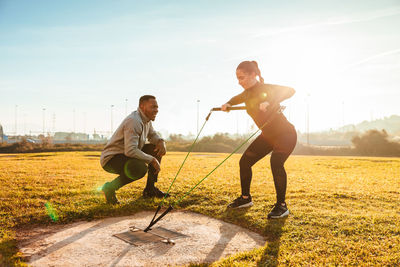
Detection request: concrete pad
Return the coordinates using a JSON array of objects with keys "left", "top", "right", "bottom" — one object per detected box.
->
[{"left": 18, "top": 211, "right": 266, "bottom": 266}]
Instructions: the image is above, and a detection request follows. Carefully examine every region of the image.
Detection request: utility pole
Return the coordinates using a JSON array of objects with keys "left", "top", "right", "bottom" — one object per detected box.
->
[
  {"left": 15, "top": 105, "right": 18, "bottom": 135},
  {"left": 125, "top": 98, "right": 128, "bottom": 117},
  {"left": 306, "top": 94, "right": 310, "bottom": 145},
  {"left": 23, "top": 113, "right": 27, "bottom": 136},
  {"left": 307, "top": 103, "right": 309, "bottom": 145},
  {"left": 83, "top": 112, "right": 86, "bottom": 134},
  {"left": 342, "top": 101, "right": 345, "bottom": 132},
  {"left": 236, "top": 112, "right": 239, "bottom": 136},
  {"left": 52, "top": 113, "right": 56, "bottom": 133},
  {"left": 73, "top": 109, "right": 76, "bottom": 133},
  {"left": 42, "top": 108, "right": 46, "bottom": 135},
  {"left": 110, "top": 104, "right": 114, "bottom": 135},
  {"left": 196, "top": 100, "right": 200, "bottom": 134}
]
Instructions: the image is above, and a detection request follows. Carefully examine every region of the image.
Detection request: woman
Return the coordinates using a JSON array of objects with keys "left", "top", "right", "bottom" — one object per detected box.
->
[{"left": 221, "top": 60, "right": 297, "bottom": 219}]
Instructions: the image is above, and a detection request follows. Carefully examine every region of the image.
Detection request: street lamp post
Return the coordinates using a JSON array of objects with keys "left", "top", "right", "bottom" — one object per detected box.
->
[
  {"left": 110, "top": 105, "right": 114, "bottom": 135},
  {"left": 125, "top": 98, "right": 128, "bottom": 116},
  {"left": 342, "top": 101, "right": 345, "bottom": 132},
  {"left": 42, "top": 108, "right": 46, "bottom": 136},
  {"left": 83, "top": 112, "right": 86, "bottom": 134},
  {"left": 196, "top": 100, "right": 200, "bottom": 134},
  {"left": 236, "top": 112, "right": 239, "bottom": 136},
  {"left": 23, "top": 113, "right": 27, "bottom": 136},
  {"left": 15, "top": 105, "right": 18, "bottom": 135},
  {"left": 52, "top": 113, "right": 56, "bottom": 133},
  {"left": 305, "top": 94, "right": 310, "bottom": 145},
  {"left": 73, "top": 109, "right": 76, "bottom": 133},
  {"left": 307, "top": 103, "right": 309, "bottom": 145}
]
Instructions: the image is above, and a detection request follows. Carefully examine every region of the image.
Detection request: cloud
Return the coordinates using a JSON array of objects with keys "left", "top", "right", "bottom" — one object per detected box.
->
[
  {"left": 252, "top": 6, "right": 400, "bottom": 38},
  {"left": 342, "top": 48, "right": 400, "bottom": 71}
]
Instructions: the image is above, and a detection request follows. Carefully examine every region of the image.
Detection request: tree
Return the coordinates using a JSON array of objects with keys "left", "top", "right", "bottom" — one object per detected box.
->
[{"left": 351, "top": 129, "right": 400, "bottom": 156}]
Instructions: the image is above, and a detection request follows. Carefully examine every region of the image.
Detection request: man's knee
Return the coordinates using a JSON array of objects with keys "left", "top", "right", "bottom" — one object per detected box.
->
[
  {"left": 142, "top": 144, "right": 157, "bottom": 157},
  {"left": 123, "top": 158, "right": 148, "bottom": 181}
]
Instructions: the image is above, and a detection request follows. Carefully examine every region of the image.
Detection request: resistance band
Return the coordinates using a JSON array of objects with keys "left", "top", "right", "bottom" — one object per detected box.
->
[
  {"left": 145, "top": 105, "right": 283, "bottom": 232},
  {"left": 146, "top": 110, "right": 213, "bottom": 231}
]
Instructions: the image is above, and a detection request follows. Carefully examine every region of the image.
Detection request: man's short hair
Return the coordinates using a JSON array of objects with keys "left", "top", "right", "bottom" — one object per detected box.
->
[{"left": 139, "top": 95, "right": 156, "bottom": 105}]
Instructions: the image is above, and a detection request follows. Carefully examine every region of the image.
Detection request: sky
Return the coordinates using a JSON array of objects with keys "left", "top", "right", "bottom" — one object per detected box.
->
[{"left": 1, "top": 0, "right": 399, "bottom": 138}]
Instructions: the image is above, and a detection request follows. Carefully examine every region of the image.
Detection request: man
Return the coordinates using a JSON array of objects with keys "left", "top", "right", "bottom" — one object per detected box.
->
[{"left": 100, "top": 95, "right": 168, "bottom": 204}]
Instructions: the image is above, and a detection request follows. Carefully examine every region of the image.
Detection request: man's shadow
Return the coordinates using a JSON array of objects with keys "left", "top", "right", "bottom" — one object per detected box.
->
[
  {"left": 257, "top": 217, "right": 287, "bottom": 267},
  {"left": 25, "top": 201, "right": 173, "bottom": 266}
]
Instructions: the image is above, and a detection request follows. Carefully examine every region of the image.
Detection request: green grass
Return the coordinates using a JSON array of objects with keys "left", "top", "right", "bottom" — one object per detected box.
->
[{"left": 1, "top": 152, "right": 400, "bottom": 266}]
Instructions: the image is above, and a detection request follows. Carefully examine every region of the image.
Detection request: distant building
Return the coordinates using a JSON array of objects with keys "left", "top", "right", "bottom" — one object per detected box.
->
[{"left": 53, "top": 132, "right": 89, "bottom": 141}]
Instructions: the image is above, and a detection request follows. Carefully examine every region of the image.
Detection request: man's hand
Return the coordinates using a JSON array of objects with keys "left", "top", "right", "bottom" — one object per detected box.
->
[
  {"left": 221, "top": 103, "right": 232, "bottom": 112},
  {"left": 150, "top": 157, "right": 161, "bottom": 174},
  {"left": 259, "top": 101, "right": 270, "bottom": 112},
  {"left": 154, "top": 139, "right": 166, "bottom": 157}
]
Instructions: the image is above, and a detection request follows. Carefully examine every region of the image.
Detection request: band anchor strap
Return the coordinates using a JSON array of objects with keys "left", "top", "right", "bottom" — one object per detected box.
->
[{"left": 144, "top": 205, "right": 173, "bottom": 232}]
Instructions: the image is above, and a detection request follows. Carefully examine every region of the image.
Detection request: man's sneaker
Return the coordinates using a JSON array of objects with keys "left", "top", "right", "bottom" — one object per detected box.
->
[
  {"left": 102, "top": 182, "right": 119, "bottom": 205},
  {"left": 227, "top": 195, "right": 253, "bottom": 209},
  {"left": 143, "top": 186, "right": 170, "bottom": 198},
  {"left": 267, "top": 202, "right": 289, "bottom": 219}
]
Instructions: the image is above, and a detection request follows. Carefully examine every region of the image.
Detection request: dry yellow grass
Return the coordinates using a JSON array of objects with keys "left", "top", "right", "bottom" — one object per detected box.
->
[{"left": 1, "top": 152, "right": 400, "bottom": 266}]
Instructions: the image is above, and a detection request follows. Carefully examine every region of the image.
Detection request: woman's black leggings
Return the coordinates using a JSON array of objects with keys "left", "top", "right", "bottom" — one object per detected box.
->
[{"left": 239, "top": 130, "right": 297, "bottom": 203}]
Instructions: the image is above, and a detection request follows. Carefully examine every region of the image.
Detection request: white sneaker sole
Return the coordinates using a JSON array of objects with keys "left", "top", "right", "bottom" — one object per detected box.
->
[
  {"left": 268, "top": 209, "right": 289, "bottom": 219},
  {"left": 231, "top": 201, "right": 254, "bottom": 209}
]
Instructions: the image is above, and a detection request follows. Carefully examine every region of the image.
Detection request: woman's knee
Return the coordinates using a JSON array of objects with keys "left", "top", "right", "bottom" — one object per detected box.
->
[
  {"left": 239, "top": 151, "right": 256, "bottom": 169},
  {"left": 270, "top": 153, "right": 288, "bottom": 176}
]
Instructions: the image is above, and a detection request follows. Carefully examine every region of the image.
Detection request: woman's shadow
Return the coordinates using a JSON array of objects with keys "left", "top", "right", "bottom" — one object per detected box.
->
[
  {"left": 257, "top": 217, "right": 287, "bottom": 267},
  {"left": 203, "top": 207, "right": 265, "bottom": 264}
]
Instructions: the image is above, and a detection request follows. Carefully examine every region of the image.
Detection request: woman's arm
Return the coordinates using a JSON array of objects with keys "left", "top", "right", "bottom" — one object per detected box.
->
[
  {"left": 221, "top": 91, "right": 247, "bottom": 112},
  {"left": 259, "top": 84, "right": 294, "bottom": 113},
  {"left": 268, "top": 84, "right": 295, "bottom": 104},
  {"left": 227, "top": 90, "right": 247, "bottom": 106}
]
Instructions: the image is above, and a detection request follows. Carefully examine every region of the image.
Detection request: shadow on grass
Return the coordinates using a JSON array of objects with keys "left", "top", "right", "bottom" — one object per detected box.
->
[
  {"left": 29, "top": 154, "right": 55, "bottom": 158},
  {"left": 0, "top": 237, "right": 24, "bottom": 267},
  {"left": 14, "top": 195, "right": 154, "bottom": 264},
  {"left": 257, "top": 217, "right": 287, "bottom": 267},
  {"left": 201, "top": 207, "right": 255, "bottom": 264},
  {"left": 83, "top": 155, "right": 100, "bottom": 158},
  {"left": 25, "top": 218, "right": 123, "bottom": 264},
  {"left": 107, "top": 244, "right": 133, "bottom": 267},
  {"left": 19, "top": 196, "right": 178, "bottom": 266}
]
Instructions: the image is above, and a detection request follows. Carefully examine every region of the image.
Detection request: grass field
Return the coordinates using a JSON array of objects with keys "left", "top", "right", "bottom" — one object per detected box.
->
[{"left": 1, "top": 151, "right": 400, "bottom": 266}]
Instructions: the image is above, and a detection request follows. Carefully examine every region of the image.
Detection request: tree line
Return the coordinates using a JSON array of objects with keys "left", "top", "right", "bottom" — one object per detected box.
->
[
  {"left": 167, "top": 129, "right": 400, "bottom": 157},
  {"left": 1, "top": 129, "right": 399, "bottom": 157}
]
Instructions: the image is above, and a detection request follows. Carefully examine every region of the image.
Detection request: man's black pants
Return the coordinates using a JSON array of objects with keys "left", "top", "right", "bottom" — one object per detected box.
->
[{"left": 102, "top": 144, "right": 162, "bottom": 191}]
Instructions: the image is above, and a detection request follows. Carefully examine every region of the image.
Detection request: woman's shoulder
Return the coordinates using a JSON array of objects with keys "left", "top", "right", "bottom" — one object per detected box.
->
[
  {"left": 254, "top": 83, "right": 271, "bottom": 92},
  {"left": 262, "top": 83, "right": 293, "bottom": 90},
  {"left": 259, "top": 83, "right": 278, "bottom": 89}
]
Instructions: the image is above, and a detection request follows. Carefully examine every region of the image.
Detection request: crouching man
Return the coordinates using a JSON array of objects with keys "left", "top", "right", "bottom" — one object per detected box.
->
[{"left": 100, "top": 95, "right": 168, "bottom": 204}]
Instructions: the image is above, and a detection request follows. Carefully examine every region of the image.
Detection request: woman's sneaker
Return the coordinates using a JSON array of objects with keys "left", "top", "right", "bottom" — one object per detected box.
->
[
  {"left": 227, "top": 195, "right": 253, "bottom": 209},
  {"left": 267, "top": 202, "right": 289, "bottom": 219}
]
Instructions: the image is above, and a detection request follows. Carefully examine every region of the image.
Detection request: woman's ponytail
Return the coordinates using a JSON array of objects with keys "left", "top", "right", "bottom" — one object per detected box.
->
[
  {"left": 251, "top": 61, "right": 264, "bottom": 84},
  {"left": 237, "top": 60, "right": 264, "bottom": 83}
]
